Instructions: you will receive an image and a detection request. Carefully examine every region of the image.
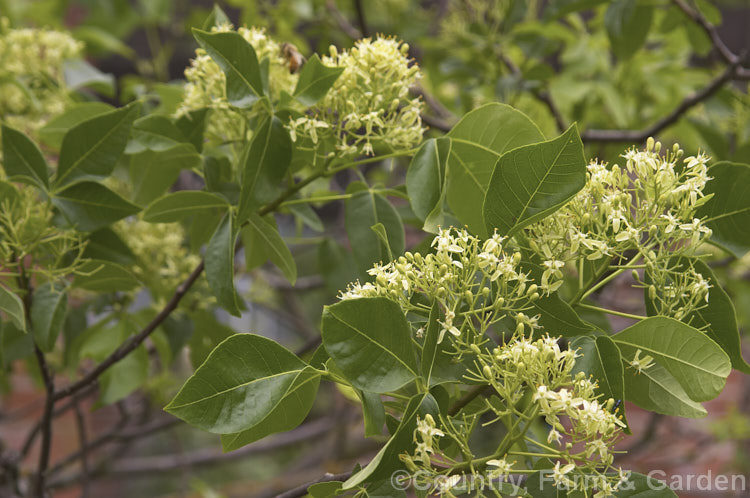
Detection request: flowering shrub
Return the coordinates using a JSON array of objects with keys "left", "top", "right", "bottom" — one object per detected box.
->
[{"left": 1, "top": 4, "right": 750, "bottom": 498}]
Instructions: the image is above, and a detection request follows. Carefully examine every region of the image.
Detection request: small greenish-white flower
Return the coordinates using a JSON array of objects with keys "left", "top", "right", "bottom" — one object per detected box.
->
[
  {"left": 289, "top": 35, "right": 424, "bottom": 157},
  {"left": 486, "top": 458, "right": 513, "bottom": 480},
  {"left": 627, "top": 349, "right": 655, "bottom": 374},
  {"left": 551, "top": 461, "right": 576, "bottom": 488}
]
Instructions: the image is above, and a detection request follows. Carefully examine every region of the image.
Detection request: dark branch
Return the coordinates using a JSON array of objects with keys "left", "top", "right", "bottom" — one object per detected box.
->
[
  {"left": 52, "top": 261, "right": 205, "bottom": 401},
  {"left": 671, "top": 0, "right": 739, "bottom": 65},
  {"left": 499, "top": 53, "right": 567, "bottom": 133},
  {"left": 71, "top": 394, "right": 90, "bottom": 498},
  {"left": 47, "top": 417, "right": 336, "bottom": 488},
  {"left": 353, "top": 0, "right": 368, "bottom": 38},
  {"left": 273, "top": 471, "right": 354, "bottom": 498},
  {"left": 326, "top": 0, "right": 361, "bottom": 39},
  {"left": 581, "top": 62, "right": 740, "bottom": 143}
]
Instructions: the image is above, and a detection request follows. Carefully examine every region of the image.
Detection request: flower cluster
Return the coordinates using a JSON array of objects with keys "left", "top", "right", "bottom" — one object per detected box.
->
[
  {"left": 288, "top": 36, "right": 424, "bottom": 157},
  {"left": 401, "top": 335, "right": 628, "bottom": 497},
  {"left": 177, "top": 23, "right": 298, "bottom": 144},
  {"left": 113, "top": 219, "right": 203, "bottom": 303},
  {"left": 341, "top": 228, "right": 539, "bottom": 348},
  {"left": 0, "top": 182, "right": 85, "bottom": 284},
  {"left": 0, "top": 19, "right": 83, "bottom": 133},
  {"left": 524, "top": 138, "right": 714, "bottom": 316}
]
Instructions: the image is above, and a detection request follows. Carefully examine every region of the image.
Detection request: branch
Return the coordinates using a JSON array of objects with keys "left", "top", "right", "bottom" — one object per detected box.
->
[
  {"left": 499, "top": 53, "right": 567, "bottom": 133},
  {"left": 581, "top": 62, "right": 739, "bottom": 143},
  {"left": 273, "top": 471, "right": 354, "bottom": 498},
  {"left": 326, "top": 0, "right": 361, "bottom": 39},
  {"left": 47, "top": 417, "right": 336, "bottom": 488},
  {"left": 671, "top": 0, "right": 738, "bottom": 65},
  {"left": 353, "top": 0, "right": 368, "bottom": 38},
  {"left": 52, "top": 261, "right": 205, "bottom": 401},
  {"left": 583, "top": 0, "right": 748, "bottom": 143},
  {"left": 71, "top": 394, "right": 90, "bottom": 498},
  {"left": 18, "top": 383, "right": 98, "bottom": 461}
]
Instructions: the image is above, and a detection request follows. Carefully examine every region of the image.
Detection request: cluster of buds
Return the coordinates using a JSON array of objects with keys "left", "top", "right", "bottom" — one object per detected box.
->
[
  {"left": 341, "top": 228, "right": 540, "bottom": 348},
  {"left": 0, "top": 18, "right": 83, "bottom": 133},
  {"left": 177, "top": 23, "right": 298, "bottom": 144},
  {"left": 525, "top": 139, "right": 714, "bottom": 318},
  {"left": 288, "top": 36, "right": 424, "bottom": 157}
]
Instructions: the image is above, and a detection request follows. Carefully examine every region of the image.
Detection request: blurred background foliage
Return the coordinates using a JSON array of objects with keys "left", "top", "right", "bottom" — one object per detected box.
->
[{"left": 1, "top": 0, "right": 750, "bottom": 496}]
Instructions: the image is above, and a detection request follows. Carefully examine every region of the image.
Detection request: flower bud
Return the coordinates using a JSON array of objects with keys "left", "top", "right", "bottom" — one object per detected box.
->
[
  {"left": 512, "top": 252, "right": 522, "bottom": 265},
  {"left": 464, "top": 290, "right": 473, "bottom": 302},
  {"left": 470, "top": 344, "right": 481, "bottom": 354},
  {"left": 649, "top": 285, "right": 656, "bottom": 300},
  {"left": 527, "top": 284, "right": 538, "bottom": 296},
  {"left": 631, "top": 269, "right": 639, "bottom": 281},
  {"left": 482, "top": 287, "right": 490, "bottom": 298},
  {"left": 483, "top": 365, "right": 493, "bottom": 379}
]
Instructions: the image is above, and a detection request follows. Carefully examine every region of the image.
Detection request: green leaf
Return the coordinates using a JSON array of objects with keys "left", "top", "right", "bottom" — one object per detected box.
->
[
  {"left": 530, "top": 294, "right": 592, "bottom": 336},
  {"left": 242, "top": 213, "right": 297, "bottom": 284},
  {"left": 73, "top": 260, "right": 140, "bottom": 292},
  {"left": 55, "top": 102, "right": 141, "bottom": 187},
  {"left": 322, "top": 297, "right": 419, "bottom": 393},
  {"left": 63, "top": 59, "right": 115, "bottom": 97},
  {"left": 187, "top": 309, "right": 235, "bottom": 368},
  {"left": 1, "top": 124, "right": 49, "bottom": 189},
  {"left": 612, "top": 316, "right": 731, "bottom": 402},
  {"left": 143, "top": 191, "right": 229, "bottom": 223},
  {"left": 406, "top": 137, "right": 451, "bottom": 231},
  {"left": 82, "top": 228, "right": 136, "bottom": 266},
  {"left": 202, "top": 4, "right": 230, "bottom": 30},
  {"left": 165, "top": 334, "right": 320, "bottom": 434},
  {"left": 52, "top": 182, "right": 141, "bottom": 232},
  {"left": 126, "top": 115, "right": 189, "bottom": 154},
  {"left": 38, "top": 102, "right": 114, "bottom": 150},
  {"left": 318, "top": 238, "right": 357, "bottom": 295},
  {"left": 605, "top": 0, "right": 653, "bottom": 59},
  {"left": 293, "top": 54, "right": 344, "bottom": 106},
  {"left": 237, "top": 116, "right": 293, "bottom": 221},
  {"left": 192, "top": 29, "right": 264, "bottom": 108},
  {"left": 369, "top": 223, "right": 393, "bottom": 263},
  {"left": 129, "top": 145, "right": 202, "bottom": 206},
  {"left": 176, "top": 108, "right": 208, "bottom": 153},
  {"left": 344, "top": 393, "right": 438, "bottom": 489},
  {"left": 446, "top": 103, "right": 545, "bottom": 236},
  {"left": 483, "top": 124, "right": 586, "bottom": 237},
  {"left": 205, "top": 214, "right": 242, "bottom": 317},
  {"left": 97, "top": 344, "right": 148, "bottom": 406},
  {"left": 345, "top": 187, "right": 405, "bottom": 277},
  {"left": 357, "top": 390, "right": 385, "bottom": 438},
  {"left": 698, "top": 161, "right": 750, "bottom": 257},
  {"left": 624, "top": 362, "right": 706, "bottom": 417},
  {"left": 0, "top": 284, "right": 26, "bottom": 332},
  {"left": 31, "top": 284, "right": 67, "bottom": 352}
]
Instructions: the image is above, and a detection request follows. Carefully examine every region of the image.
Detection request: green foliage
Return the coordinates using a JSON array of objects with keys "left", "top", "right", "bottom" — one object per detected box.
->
[
  {"left": 1, "top": 3, "right": 749, "bottom": 496},
  {"left": 483, "top": 124, "right": 586, "bottom": 236}
]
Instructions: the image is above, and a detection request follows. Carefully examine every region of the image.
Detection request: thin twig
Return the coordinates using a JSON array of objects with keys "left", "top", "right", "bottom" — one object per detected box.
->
[
  {"left": 581, "top": 62, "right": 740, "bottom": 143},
  {"left": 18, "top": 383, "right": 98, "bottom": 461},
  {"left": 32, "top": 347, "right": 55, "bottom": 498},
  {"left": 71, "top": 394, "right": 90, "bottom": 498},
  {"left": 47, "top": 417, "right": 336, "bottom": 487},
  {"left": 326, "top": 0, "right": 361, "bottom": 39},
  {"left": 671, "top": 0, "right": 738, "bottom": 64},
  {"left": 52, "top": 261, "right": 205, "bottom": 401},
  {"left": 352, "top": 0, "right": 368, "bottom": 38},
  {"left": 273, "top": 471, "right": 354, "bottom": 498},
  {"left": 498, "top": 53, "right": 567, "bottom": 132}
]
